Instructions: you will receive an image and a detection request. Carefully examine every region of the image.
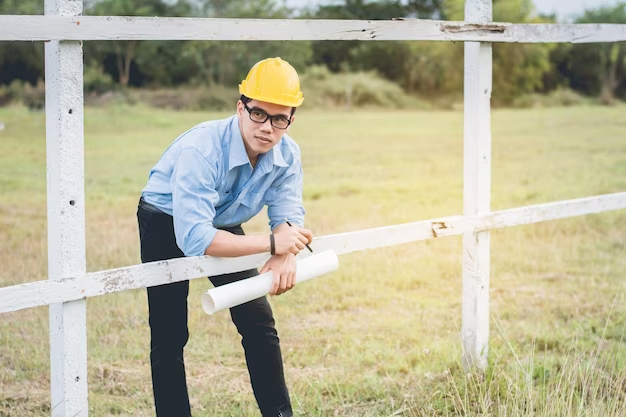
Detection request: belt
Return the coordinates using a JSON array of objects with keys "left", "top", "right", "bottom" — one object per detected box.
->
[
  {"left": 139, "top": 197, "right": 165, "bottom": 214},
  {"left": 139, "top": 197, "right": 243, "bottom": 233}
]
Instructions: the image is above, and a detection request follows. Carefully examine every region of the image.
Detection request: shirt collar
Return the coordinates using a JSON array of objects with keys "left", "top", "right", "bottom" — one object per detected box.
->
[
  {"left": 271, "top": 143, "right": 289, "bottom": 168},
  {"left": 228, "top": 116, "right": 250, "bottom": 171},
  {"left": 228, "top": 116, "right": 289, "bottom": 171}
]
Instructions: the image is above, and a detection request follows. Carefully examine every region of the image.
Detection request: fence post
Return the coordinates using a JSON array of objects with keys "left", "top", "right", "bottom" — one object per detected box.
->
[
  {"left": 45, "top": 0, "right": 88, "bottom": 415},
  {"left": 462, "top": 0, "right": 493, "bottom": 371}
]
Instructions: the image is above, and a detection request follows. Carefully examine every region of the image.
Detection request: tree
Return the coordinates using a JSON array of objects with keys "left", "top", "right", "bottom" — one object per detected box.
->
[
  {"left": 84, "top": 0, "right": 195, "bottom": 87},
  {"left": 406, "top": 0, "right": 445, "bottom": 19},
  {"left": 198, "top": 0, "right": 292, "bottom": 19},
  {"left": 180, "top": 0, "right": 310, "bottom": 87},
  {"left": 442, "top": 0, "right": 553, "bottom": 105},
  {"left": 0, "top": 0, "right": 44, "bottom": 86},
  {"left": 401, "top": 41, "right": 463, "bottom": 96},
  {"left": 575, "top": 4, "right": 626, "bottom": 104},
  {"left": 307, "top": 0, "right": 408, "bottom": 73},
  {"left": 544, "top": 3, "right": 626, "bottom": 103}
]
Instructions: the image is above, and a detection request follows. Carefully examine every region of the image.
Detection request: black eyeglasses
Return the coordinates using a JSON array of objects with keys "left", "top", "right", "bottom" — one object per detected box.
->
[{"left": 243, "top": 102, "right": 291, "bottom": 130}]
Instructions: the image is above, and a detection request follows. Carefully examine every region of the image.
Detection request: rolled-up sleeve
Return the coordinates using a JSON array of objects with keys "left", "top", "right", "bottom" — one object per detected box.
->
[
  {"left": 171, "top": 148, "right": 220, "bottom": 257},
  {"left": 268, "top": 158, "right": 306, "bottom": 230}
]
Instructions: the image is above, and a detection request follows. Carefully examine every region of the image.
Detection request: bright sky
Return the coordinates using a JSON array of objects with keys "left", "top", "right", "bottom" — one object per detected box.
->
[
  {"left": 535, "top": 0, "right": 622, "bottom": 20},
  {"left": 286, "top": 0, "right": 623, "bottom": 21}
]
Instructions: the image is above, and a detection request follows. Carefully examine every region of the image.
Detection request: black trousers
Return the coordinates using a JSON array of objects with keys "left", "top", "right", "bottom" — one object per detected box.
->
[{"left": 137, "top": 201, "right": 292, "bottom": 417}]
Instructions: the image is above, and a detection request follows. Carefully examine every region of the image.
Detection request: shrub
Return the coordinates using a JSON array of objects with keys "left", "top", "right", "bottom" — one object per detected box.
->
[
  {"left": 0, "top": 85, "right": 11, "bottom": 107},
  {"left": 512, "top": 88, "right": 589, "bottom": 108},
  {"left": 0, "top": 79, "right": 46, "bottom": 110},
  {"left": 123, "top": 85, "right": 239, "bottom": 111},
  {"left": 22, "top": 80, "right": 45, "bottom": 110},
  {"left": 131, "top": 88, "right": 193, "bottom": 110},
  {"left": 299, "top": 66, "right": 426, "bottom": 111},
  {"left": 196, "top": 86, "right": 239, "bottom": 111},
  {"left": 0, "top": 80, "right": 33, "bottom": 107},
  {"left": 82, "top": 66, "right": 425, "bottom": 112},
  {"left": 84, "top": 65, "right": 116, "bottom": 95}
]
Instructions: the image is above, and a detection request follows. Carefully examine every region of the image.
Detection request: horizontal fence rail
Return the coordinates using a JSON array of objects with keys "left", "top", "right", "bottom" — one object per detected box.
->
[
  {"left": 1, "top": 191, "right": 625, "bottom": 315},
  {"left": 0, "top": 16, "right": 626, "bottom": 43}
]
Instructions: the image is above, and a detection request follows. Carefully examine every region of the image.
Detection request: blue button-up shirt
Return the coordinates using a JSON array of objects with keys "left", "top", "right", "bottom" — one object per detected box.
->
[{"left": 141, "top": 115, "right": 305, "bottom": 257}]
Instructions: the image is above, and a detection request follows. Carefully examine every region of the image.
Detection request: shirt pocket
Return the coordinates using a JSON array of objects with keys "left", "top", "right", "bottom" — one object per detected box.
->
[{"left": 240, "top": 187, "right": 276, "bottom": 209}]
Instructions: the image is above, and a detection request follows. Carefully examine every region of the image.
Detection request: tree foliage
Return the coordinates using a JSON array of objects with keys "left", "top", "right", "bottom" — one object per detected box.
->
[
  {"left": 573, "top": 4, "right": 626, "bottom": 103},
  {"left": 0, "top": 0, "right": 624, "bottom": 105},
  {"left": 0, "top": 0, "right": 44, "bottom": 86}
]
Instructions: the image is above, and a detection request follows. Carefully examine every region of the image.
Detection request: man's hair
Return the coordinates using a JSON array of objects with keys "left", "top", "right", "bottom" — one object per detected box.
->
[{"left": 240, "top": 95, "right": 296, "bottom": 117}]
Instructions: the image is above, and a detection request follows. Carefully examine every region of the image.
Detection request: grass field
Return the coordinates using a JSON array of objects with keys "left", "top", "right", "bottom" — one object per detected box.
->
[{"left": 1, "top": 104, "right": 625, "bottom": 416}]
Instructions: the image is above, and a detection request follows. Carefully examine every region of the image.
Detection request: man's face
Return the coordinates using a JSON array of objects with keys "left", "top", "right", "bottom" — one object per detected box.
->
[{"left": 237, "top": 99, "right": 295, "bottom": 160}]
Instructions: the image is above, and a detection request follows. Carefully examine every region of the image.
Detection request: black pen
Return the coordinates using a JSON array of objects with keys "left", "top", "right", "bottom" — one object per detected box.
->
[{"left": 285, "top": 217, "right": 313, "bottom": 253}]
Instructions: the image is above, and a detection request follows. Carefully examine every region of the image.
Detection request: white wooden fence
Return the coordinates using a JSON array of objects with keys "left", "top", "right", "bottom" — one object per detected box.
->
[{"left": 1, "top": 0, "right": 625, "bottom": 415}]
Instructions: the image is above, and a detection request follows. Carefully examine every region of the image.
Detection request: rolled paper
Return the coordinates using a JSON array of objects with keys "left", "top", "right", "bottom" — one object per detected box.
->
[{"left": 202, "top": 250, "right": 339, "bottom": 315}]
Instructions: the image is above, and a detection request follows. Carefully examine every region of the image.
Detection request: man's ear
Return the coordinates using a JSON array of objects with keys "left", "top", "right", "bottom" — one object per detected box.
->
[
  {"left": 287, "top": 115, "right": 296, "bottom": 132},
  {"left": 236, "top": 100, "right": 244, "bottom": 118}
]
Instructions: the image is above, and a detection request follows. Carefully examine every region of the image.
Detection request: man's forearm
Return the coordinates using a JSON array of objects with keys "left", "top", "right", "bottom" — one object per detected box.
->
[{"left": 204, "top": 230, "right": 271, "bottom": 257}]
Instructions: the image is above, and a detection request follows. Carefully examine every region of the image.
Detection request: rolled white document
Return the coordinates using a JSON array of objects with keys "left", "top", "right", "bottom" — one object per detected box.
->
[{"left": 202, "top": 250, "right": 339, "bottom": 315}]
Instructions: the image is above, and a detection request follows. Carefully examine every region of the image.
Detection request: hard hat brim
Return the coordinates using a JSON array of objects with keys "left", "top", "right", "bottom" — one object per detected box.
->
[{"left": 239, "top": 86, "right": 304, "bottom": 108}]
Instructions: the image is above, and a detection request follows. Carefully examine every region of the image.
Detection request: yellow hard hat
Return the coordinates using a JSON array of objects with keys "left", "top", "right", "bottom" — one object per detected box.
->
[{"left": 239, "top": 57, "right": 304, "bottom": 107}]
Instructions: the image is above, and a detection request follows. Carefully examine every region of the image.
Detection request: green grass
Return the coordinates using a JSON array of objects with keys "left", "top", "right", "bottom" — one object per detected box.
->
[{"left": 0, "top": 104, "right": 625, "bottom": 416}]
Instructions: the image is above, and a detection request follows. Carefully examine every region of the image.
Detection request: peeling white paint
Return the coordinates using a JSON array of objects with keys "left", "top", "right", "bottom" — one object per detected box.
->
[
  {"left": 45, "top": 0, "right": 87, "bottom": 416},
  {"left": 0, "top": 15, "right": 624, "bottom": 43}
]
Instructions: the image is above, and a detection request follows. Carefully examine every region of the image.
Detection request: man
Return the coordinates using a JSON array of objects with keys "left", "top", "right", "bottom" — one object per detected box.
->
[{"left": 137, "top": 57, "right": 313, "bottom": 417}]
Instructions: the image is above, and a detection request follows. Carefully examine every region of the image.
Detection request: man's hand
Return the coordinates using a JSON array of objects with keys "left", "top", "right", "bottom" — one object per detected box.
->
[
  {"left": 273, "top": 224, "right": 313, "bottom": 255},
  {"left": 260, "top": 253, "right": 297, "bottom": 296}
]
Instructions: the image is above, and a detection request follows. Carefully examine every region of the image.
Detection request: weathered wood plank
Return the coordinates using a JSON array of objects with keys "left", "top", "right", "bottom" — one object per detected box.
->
[
  {"left": 462, "top": 0, "right": 492, "bottom": 374},
  {"left": 1, "top": 192, "right": 625, "bottom": 315},
  {"left": 477, "top": 192, "right": 626, "bottom": 231},
  {"left": 0, "top": 15, "right": 624, "bottom": 43}
]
